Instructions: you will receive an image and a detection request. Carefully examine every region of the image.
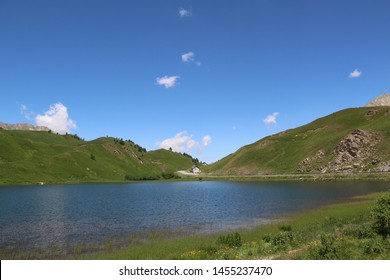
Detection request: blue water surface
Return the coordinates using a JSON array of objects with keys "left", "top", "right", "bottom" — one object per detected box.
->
[{"left": 0, "top": 180, "right": 389, "bottom": 249}]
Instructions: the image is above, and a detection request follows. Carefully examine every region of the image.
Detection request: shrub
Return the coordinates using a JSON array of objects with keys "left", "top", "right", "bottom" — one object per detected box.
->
[
  {"left": 124, "top": 174, "right": 160, "bottom": 181},
  {"left": 310, "top": 234, "right": 339, "bottom": 260},
  {"left": 279, "top": 224, "right": 293, "bottom": 232},
  {"left": 263, "top": 231, "right": 294, "bottom": 247},
  {"left": 161, "top": 172, "right": 178, "bottom": 179},
  {"left": 217, "top": 232, "right": 242, "bottom": 248},
  {"left": 364, "top": 238, "right": 387, "bottom": 255},
  {"left": 344, "top": 224, "right": 375, "bottom": 239},
  {"left": 371, "top": 192, "right": 390, "bottom": 238}
]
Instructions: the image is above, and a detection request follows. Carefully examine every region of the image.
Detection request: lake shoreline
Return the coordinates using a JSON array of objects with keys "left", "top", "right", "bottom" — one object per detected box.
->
[
  {"left": 198, "top": 172, "right": 390, "bottom": 182},
  {"left": 1, "top": 171, "right": 389, "bottom": 186}
]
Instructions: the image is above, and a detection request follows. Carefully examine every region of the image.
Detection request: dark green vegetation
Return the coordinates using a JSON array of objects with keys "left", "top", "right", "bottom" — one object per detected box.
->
[
  {"left": 205, "top": 107, "right": 390, "bottom": 175},
  {"left": 0, "top": 130, "right": 197, "bottom": 184},
  {"left": 371, "top": 192, "right": 390, "bottom": 239}
]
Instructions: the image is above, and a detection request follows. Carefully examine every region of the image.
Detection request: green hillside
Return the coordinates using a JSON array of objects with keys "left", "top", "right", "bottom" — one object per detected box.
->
[
  {"left": 0, "top": 130, "right": 194, "bottom": 185},
  {"left": 205, "top": 107, "right": 390, "bottom": 175}
]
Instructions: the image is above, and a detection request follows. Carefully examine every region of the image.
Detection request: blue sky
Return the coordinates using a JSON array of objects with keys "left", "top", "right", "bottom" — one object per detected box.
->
[{"left": 1, "top": 0, "right": 389, "bottom": 163}]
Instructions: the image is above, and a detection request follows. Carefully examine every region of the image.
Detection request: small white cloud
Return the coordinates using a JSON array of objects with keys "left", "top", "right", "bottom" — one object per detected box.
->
[
  {"left": 181, "top": 52, "right": 201, "bottom": 66},
  {"left": 179, "top": 8, "right": 191, "bottom": 17},
  {"left": 202, "top": 135, "right": 212, "bottom": 147},
  {"left": 156, "top": 75, "right": 180, "bottom": 88},
  {"left": 20, "top": 104, "right": 33, "bottom": 120},
  {"left": 263, "top": 112, "right": 279, "bottom": 126},
  {"left": 35, "top": 103, "right": 77, "bottom": 134},
  {"left": 181, "top": 52, "right": 195, "bottom": 62},
  {"left": 349, "top": 69, "right": 362, "bottom": 78}
]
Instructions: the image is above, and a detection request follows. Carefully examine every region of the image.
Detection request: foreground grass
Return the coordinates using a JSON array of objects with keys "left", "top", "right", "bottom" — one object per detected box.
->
[
  {"left": 2, "top": 191, "right": 389, "bottom": 260},
  {"left": 89, "top": 191, "right": 390, "bottom": 260}
]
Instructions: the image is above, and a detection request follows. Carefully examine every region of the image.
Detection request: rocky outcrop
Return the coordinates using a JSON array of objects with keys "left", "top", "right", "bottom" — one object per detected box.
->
[
  {"left": 0, "top": 122, "right": 50, "bottom": 132},
  {"left": 365, "top": 93, "right": 390, "bottom": 107},
  {"left": 330, "top": 129, "right": 381, "bottom": 172},
  {"left": 376, "top": 161, "right": 390, "bottom": 172},
  {"left": 298, "top": 150, "right": 326, "bottom": 173},
  {"left": 298, "top": 129, "right": 385, "bottom": 173}
]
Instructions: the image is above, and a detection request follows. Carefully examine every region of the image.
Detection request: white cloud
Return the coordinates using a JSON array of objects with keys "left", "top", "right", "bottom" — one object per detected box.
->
[
  {"left": 263, "top": 112, "right": 279, "bottom": 126},
  {"left": 179, "top": 8, "right": 191, "bottom": 17},
  {"left": 35, "top": 103, "right": 77, "bottom": 134},
  {"left": 349, "top": 69, "right": 362, "bottom": 78},
  {"left": 187, "top": 139, "right": 198, "bottom": 150},
  {"left": 158, "top": 131, "right": 194, "bottom": 152},
  {"left": 156, "top": 75, "right": 180, "bottom": 88},
  {"left": 181, "top": 51, "right": 201, "bottom": 66},
  {"left": 202, "top": 135, "right": 212, "bottom": 147},
  {"left": 181, "top": 52, "right": 195, "bottom": 62},
  {"left": 20, "top": 104, "right": 33, "bottom": 120},
  {"left": 158, "top": 131, "right": 212, "bottom": 154}
]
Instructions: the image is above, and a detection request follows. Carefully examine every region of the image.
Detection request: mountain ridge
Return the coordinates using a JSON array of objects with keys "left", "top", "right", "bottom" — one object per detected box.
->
[
  {"left": 2, "top": 95, "right": 390, "bottom": 183},
  {"left": 0, "top": 122, "right": 50, "bottom": 132},
  {"left": 365, "top": 93, "right": 390, "bottom": 107},
  {"left": 0, "top": 130, "right": 197, "bottom": 184},
  {"left": 204, "top": 106, "right": 390, "bottom": 175}
]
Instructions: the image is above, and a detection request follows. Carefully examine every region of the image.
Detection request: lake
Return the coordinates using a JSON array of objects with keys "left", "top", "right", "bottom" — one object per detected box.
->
[{"left": 0, "top": 180, "right": 389, "bottom": 251}]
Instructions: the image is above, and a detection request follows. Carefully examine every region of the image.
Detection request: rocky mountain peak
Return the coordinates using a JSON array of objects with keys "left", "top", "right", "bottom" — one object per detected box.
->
[
  {"left": 365, "top": 93, "right": 390, "bottom": 107},
  {"left": 0, "top": 122, "right": 50, "bottom": 132}
]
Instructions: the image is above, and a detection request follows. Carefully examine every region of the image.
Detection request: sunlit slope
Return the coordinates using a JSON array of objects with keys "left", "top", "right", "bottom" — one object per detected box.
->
[
  {"left": 144, "top": 149, "right": 194, "bottom": 173},
  {"left": 205, "top": 107, "right": 390, "bottom": 175},
  {"left": 0, "top": 131, "right": 193, "bottom": 184}
]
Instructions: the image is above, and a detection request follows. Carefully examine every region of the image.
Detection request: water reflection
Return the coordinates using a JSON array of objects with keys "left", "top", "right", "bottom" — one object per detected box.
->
[{"left": 0, "top": 180, "right": 389, "bottom": 249}]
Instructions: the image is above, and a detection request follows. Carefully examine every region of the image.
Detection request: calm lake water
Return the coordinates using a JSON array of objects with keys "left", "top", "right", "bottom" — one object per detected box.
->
[{"left": 0, "top": 180, "right": 389, "bottom": 250}]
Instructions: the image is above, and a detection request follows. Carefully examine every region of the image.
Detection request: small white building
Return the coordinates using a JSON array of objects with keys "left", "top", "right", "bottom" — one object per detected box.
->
[{"left": 191, "top": 166, "right": 201, "bottom": 174}]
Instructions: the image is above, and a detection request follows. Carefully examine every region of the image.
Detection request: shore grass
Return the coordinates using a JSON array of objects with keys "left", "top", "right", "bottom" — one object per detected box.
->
[{"left": 1, "top": 171, "right": 389, "bottom": 186}]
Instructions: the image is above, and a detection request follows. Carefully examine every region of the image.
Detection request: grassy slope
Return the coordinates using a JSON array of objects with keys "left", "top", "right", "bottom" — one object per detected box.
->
[
  {"left": 0, "top": 131, "right": 194, "bottom": 184},
  {"left": 205, "top": 107, "right": 390, "bottom": 175},
  {"left": 144, "top": 149, "right": 194, "bottom": 173}
]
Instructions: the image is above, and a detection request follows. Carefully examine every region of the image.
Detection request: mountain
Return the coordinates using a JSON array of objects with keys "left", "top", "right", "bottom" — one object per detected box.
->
[
  {"left": 0, "top": 130, "right": 195, "bottom": 184},
  {"left": 205, "top": 106, "right": 390, "bottom": 175},
  {"left": 365, "top": 93, "right": 390, "bottom": 107},
  {"left": 0, "top": 122, "right": 50, "bottom": 131}
]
